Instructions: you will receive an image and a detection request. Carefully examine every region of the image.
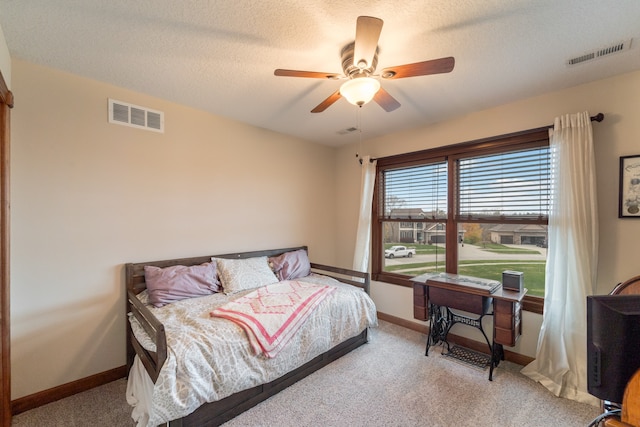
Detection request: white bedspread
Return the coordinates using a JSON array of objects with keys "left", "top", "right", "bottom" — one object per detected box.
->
[{"left": 126, "top": 274, "right": 377, "bottom": 427}]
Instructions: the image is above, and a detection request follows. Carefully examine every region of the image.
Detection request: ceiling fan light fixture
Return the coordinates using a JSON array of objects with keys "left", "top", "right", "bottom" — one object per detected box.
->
[{"left": 340, "top": 77, "right": 380, "bottom": 106}]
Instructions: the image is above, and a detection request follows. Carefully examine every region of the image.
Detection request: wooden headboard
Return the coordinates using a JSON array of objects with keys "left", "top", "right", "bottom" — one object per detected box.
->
[{"left": 126, "top": 246, "right": 308, "bottom": 295}]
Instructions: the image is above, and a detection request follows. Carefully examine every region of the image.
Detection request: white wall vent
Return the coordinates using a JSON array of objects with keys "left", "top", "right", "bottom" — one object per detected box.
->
[
  {"left": 566, "top": 39, "right": 632, "bottom": 66},
  {"left": 108, "top": 99, "right": 164, "bottom": 133}
]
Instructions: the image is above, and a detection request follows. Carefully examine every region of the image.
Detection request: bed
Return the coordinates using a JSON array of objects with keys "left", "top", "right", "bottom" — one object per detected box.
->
[{"left": 125, "top": 246, "right": 377, "bottom": 426}]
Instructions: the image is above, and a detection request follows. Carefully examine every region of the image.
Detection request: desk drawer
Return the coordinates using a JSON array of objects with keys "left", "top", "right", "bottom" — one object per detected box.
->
[
  {"left": 495, "top": 299, "right": 519, "bottom": 314},
  {"left": 429, "top": 287, "right": 491, "bottom": 315},
  {"left": 413, "top": 305, "right": 428, "bottom": 320},
  {"left": 495, "top": 306, "right": 520, "bottom": 329},
  {"left": 494, "top": 301, "right": 522, "bottom": 346},
  {"left": 495, "top": 325, "right": 519, "bottom": 346},
  {"left": 413, "top": 283, "right": 428, "bottom": 320},
  {"left": 495, "top": 311, "right": 515, "bottom": 329}
]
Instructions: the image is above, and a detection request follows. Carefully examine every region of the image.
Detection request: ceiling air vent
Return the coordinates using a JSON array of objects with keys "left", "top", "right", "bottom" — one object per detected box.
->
[
  {"left": 108, "top": 99, "right": 164, "bottom": 133},
  {"left": 566, "top": 39, "right": 632, "bottom": 66},
  {"left": 337, "top": 126, "right": 359, "bottom": 135}
]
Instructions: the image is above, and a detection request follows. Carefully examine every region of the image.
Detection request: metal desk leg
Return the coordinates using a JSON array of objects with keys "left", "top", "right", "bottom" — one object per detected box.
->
[
  {"left": 425, "top": 304, "right": 449, "bottom": 356},
  {"left": 425, "top": 303, "right": 436, "bottom": 356},
  {"left": 425, "top": 306, "right": 434, "bottom": 356},
  {"left": 489, "top": 342, "right": 504, "bottom": 381},
  {"left": 448, "top": 310, "right": 492, "bottom": 355}
]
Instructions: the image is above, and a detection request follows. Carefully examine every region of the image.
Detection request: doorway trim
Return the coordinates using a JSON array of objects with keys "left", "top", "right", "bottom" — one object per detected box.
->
[{"left": 1, "top": 69, "right": 14, "bottom": 427}]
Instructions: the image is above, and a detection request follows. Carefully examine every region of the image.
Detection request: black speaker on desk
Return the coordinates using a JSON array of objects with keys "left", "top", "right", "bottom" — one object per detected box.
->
[{"left": 502, "top": 270, "right": 524, "bottom": 292}]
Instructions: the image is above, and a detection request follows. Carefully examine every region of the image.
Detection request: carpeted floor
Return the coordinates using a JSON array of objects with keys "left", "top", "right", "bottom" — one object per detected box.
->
[{"left": 11, "top": 320, "right": 602, "bottom": 426}]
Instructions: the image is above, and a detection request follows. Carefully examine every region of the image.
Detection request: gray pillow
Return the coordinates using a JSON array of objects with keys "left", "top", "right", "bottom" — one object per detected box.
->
[{"left": 214, "top": 256, "right": 279, "bottom": 294}]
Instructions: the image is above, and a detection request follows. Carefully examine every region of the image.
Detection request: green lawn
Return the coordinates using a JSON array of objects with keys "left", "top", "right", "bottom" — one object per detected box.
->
[
  {"left": 459, "top": 263, "right": 545, "bottom": 297},
  {"left": 384, "top": 258, "right": 545, "bottom": 297},
  {"left": 383, "top": 242, "right": 545, "bottom": 297},
  {"left": 475, "top": 242, "right": 542, "bottom": 255}
]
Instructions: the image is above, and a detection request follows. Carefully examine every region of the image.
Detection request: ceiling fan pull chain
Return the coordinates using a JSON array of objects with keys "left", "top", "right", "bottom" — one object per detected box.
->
[{"left": 357, "top": 107, "right": 363, "bottom": 162}]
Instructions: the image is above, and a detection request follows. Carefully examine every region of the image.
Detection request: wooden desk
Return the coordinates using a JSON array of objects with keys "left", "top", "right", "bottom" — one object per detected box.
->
[{"left": 412, "top": 273, "right": 527, "bottom": 380}]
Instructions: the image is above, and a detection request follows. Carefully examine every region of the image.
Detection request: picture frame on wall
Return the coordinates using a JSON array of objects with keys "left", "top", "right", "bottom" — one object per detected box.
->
[{"left": 619, "top": 154, "right": 640, "bottom": 218}]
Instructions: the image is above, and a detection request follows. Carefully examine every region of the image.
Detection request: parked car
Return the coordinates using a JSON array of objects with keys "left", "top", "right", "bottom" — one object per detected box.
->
[{"left": 384, "top": 245, "right": 416, "bottom": 258}]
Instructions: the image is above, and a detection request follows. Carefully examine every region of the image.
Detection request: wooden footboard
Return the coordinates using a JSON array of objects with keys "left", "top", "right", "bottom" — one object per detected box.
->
[{"left": 125, "top": 246, "right": 371, "bottom": 425}]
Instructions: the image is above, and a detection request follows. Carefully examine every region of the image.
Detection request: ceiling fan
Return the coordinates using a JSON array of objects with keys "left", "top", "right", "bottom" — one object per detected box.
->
[{"left": 274, "top": 16, "right": 455, "bottom": 113}]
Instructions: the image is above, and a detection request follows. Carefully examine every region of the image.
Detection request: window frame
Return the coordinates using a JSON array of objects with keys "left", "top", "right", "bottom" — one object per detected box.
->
[{"left": 371, "top": 128, "right": 549, "bottom": 314}]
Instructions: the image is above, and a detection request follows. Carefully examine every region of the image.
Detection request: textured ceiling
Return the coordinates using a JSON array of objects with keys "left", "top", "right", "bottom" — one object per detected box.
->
[{"left": 2, "top": 0, "right": 640, "bottom": 146}]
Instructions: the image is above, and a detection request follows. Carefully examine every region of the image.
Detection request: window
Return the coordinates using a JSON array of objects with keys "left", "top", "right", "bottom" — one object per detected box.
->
[
  {"left": 378, "top": 158, "right": 448, "bottom": 273},
  {"left": 372, "top": 129, "right": 550, "bottom": 313}
]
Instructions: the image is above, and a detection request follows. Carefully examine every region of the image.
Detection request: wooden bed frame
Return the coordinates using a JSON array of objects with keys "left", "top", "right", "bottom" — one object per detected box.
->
[{"left": 125, "top": 246, "right": 371, "bottom": 426}]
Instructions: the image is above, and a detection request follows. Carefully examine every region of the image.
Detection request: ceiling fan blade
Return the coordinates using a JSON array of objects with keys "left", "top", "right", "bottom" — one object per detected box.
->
[
  {"left": 380, "top": 57, "right": 455, "bottom": 79},
  {"left": 353, "top": 16, "right": 383, "bottom": 69},
  {"left": 311, "top": 90, "right": 342, "bottom": 113},
  {"left": 274, "top": 69, "right": 341, "bottom": 79},
  {"left": 374, "top": 87, "right": 401, "bottom": 112}
]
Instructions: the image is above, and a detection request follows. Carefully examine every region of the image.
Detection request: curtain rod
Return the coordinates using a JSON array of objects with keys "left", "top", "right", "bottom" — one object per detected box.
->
[
  {"left": 545, "top": 112, "right": 604, "bottom": 129},
  {"left": 358, "top": 112, "right": 605, "bottom": 164},
  {"left": 357, "top": 154, "right": 375, "bottom": 164}
]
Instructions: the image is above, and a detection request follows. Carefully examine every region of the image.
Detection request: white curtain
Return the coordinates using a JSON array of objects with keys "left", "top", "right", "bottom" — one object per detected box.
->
[
  {"left": 521, "top": 111, "right": 599, "bottom": 405},
  {"left": 353, "top": 155, "right": 377, "bottom": 272}
]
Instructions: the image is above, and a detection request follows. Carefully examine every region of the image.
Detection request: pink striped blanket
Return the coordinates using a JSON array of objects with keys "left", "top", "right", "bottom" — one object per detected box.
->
[{"left": 210, "top": 280, "right": 336, "bottom": 358}]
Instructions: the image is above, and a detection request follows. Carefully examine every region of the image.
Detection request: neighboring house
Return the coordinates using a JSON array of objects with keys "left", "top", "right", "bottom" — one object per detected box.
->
[
  {"left": 387, "top": 209, "right": 464, "bottom": 244},
  {"left": 489, "top": 224, "right": 548, "bottom": 245},
  {"left": 424, "top": 222, "right": 445, "bottom": 244},
  {"left": 386, "top": 208, "right": 425, "bottom": 243}
]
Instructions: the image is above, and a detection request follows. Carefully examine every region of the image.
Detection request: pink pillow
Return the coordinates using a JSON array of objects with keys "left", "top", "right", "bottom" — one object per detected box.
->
[
  {"left": 144, "top": 262, "right": 220, "bottom": 307},
  {"left": 269, "top": 249, "right": 311, "bottom": 281}
]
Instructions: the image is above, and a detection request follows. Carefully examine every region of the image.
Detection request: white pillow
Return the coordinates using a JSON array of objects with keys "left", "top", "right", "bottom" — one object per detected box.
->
[{"left": 214, "top": 256, "right": 279, "bottom": 294}]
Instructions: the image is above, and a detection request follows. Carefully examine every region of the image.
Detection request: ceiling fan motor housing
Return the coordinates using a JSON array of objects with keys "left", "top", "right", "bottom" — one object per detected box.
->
[{"left": 341, "top": 42, "right": 378, "bottom": 78}]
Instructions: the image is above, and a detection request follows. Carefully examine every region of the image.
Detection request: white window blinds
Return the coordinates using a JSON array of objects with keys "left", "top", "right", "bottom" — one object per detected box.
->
[
  {"left": 457, "top": 146, "right": 550, "bottom": 221},
  {"left": 380, "top": 160, "right": 448, "bottom": 220}
]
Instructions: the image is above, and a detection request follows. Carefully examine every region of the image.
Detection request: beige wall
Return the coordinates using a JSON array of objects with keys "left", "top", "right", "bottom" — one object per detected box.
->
[
  {"left": 336, "top": 70, "right": 640, "bottom": 358},
  {"left": 9, "top": 59, "right": 338, "bottom": 398},
  {"left": 0, "top": 22, "right": 10, "bottom": 88}
]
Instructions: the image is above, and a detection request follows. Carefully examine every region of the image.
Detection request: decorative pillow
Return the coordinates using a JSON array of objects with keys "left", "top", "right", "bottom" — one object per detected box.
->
[
  {"left": 214, "top": 256, "right": 279, "bottom": 294},
  {"left": 144, "top": 262, "right": 220, "bottom": 307},
  {"left": 269, "top": 249, "right": 311, "bottom": 281}
]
